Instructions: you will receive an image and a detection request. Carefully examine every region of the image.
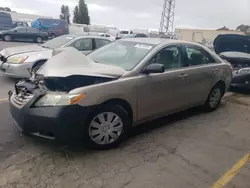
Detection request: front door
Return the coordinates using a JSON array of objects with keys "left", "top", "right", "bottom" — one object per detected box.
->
[
  {"left": 12, "top": 27, "right": 28, "bottom": 41},
  {"left": 137, "top": 45, "right": 190, "bottom": 121}
]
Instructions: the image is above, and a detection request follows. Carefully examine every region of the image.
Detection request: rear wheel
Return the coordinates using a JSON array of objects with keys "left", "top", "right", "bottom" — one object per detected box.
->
[
  {"left": 3, "top": 35, "right": 12, "bottom": 42},
  {"left": 204, "top": 84, "right": 224, "bottom": 111},
  {"left": 83, "top": 104, "right": 131, "bottom": 149},
  {"left": 51, "top": 33, "right": 56, "bottom": 39},
  {"left": 36, "top": 36, "right": 43, "bottom": 43}
]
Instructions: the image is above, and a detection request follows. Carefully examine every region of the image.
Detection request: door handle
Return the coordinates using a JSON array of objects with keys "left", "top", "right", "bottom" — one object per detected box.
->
[{"left": 178, "top": 73, "right": 188, "bottom": 79}]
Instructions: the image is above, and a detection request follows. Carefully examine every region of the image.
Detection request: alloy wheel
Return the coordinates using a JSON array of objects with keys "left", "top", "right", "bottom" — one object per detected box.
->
[
  {"left": 209, "top": 88, "right": 221, "bottom": 109},
  {"left": 4, "top": 35, "right": 11, "bottom": 41}
]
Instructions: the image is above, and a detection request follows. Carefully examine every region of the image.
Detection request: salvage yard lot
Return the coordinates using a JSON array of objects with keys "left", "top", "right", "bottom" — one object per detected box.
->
[{"left": 0, "top": 41, "right": 250, "bottom": 188}]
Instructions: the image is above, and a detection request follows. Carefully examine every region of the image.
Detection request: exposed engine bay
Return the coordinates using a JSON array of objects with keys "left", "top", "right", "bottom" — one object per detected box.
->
[
  {"left": 14, "top": 74, "right": 116, "bottom": 95},
  {"left": 43, "top": 75, "right": 116, "bottom": 92}
]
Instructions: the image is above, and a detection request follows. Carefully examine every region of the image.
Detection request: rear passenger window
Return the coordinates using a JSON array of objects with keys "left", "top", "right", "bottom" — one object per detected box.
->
[
  {"left": 95, "top": 39, "right": 111, "bottom": 49},
  {"left": 71, "top": 38, "right": 92, "bottom": 51},
  {"left": 184, "top": 46, "right": 215, "bottom": 66}
]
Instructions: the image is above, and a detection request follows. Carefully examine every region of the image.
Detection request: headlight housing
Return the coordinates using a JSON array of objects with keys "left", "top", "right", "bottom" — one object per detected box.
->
[
  {"left": 35, "top": 93, "right": 85, "bottom": 107},
  {"left": 7, "top": 55, "right": 28, "bottom": 64},
  {"left": 238, "top": 68, "right": 250, "bottom": 74}
]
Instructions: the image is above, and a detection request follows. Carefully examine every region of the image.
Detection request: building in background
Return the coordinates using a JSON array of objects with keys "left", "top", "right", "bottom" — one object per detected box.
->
[{"left": 175, "top": 28, "right": 245, "bottom": 49}]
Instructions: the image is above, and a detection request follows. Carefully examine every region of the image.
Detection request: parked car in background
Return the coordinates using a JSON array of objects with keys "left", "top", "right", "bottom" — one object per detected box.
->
[
  {"left": 0, "top": 12, "right": 13, "bottom": 31},
  {"left": 119, "top": 30, "right": 133, "bottom": 38},
  {"left": 0, "top": 27, "right": 48, "bottom": 43},
  {"left": 99, "top": 33, "right": 116, "bottom": 40},
  {"left": 0, "top": 34, "right": 113, "bottom": 78},
  {"left": 128, "top": 33, "right": 148, "bottom": 38},
  {"left": 214, "top": 34, "right": 250, "bottom": 89},
  {"left": 32, "top": 18, "right": 69, "bottom": 38},
  {"left": 12, "top": 21, "right": 29, "bottom": 28},
  {"left": 8, "top": 38, "right": 232, "bottom": 149}
]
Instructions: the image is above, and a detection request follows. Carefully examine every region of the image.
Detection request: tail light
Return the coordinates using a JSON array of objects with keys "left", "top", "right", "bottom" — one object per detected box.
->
[{"left": 58, "top": 29, "right": 62, "bottom": 35}]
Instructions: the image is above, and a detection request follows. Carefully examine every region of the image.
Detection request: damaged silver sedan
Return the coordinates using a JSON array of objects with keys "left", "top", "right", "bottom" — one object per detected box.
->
[{"left": 9, "top": 38, "right": 232, "bottom": 149}]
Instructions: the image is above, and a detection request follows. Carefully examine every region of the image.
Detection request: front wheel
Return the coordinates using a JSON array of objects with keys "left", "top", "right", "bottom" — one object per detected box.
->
[
  {"left": 83, "top": 104, "right": 131, "bottom": 149},
  {"left": 3, "top": 35, "right": 12, "bottom": 42},
  {"left": 50, "top": 33, "right": 56, "bottom": 39},
  {"left": 204, "top": 84, "right": 224, "bottom": 111}
]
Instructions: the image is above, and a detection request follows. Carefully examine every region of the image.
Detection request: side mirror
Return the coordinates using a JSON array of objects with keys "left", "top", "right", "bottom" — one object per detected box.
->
[{"left": 142, "top": 63, "right": 165, "bottom": 74}]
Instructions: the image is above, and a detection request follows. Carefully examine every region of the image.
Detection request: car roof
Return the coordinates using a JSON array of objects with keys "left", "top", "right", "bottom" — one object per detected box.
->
[{"left": 120, "top": 37, "right": 207, "bottom": 47}]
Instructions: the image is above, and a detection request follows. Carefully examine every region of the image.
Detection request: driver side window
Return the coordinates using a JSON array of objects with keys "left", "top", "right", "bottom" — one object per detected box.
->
[
  {"left": 150, "top": 46, "right": 182, "bottom": 70},
  {"left": 71, "top": 38, "right": 93, "bottom": 51}
]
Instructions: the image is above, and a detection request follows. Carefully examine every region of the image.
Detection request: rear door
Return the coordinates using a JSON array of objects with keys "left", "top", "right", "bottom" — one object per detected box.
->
[
  {"left": 179, "top": 44, "right": 222, "bottom": 106},
  {"left": 94, "top": 38, "right": 111, "bottom": 50},
  {"left": 26, "top": 28, "right": 39, "bottom": 41},
  {"left": 70, "top": 38, "right": 93, "bottom": 54}
]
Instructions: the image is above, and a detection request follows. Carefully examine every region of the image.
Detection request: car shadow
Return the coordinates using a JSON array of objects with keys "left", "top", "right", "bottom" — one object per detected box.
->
[{"left": 35, "top": 106, "right": 205, "bottom": 153}]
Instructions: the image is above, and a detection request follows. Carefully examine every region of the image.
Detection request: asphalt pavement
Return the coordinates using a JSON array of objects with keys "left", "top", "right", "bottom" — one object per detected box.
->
[{"left": 1, "top": 41, "right": 250, "bottom": 188}]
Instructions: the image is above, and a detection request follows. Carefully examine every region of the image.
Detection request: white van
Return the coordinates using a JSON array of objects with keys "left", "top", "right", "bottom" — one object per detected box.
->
[{"left": 119, "top": 30, "right": 133, "bottom": 38}]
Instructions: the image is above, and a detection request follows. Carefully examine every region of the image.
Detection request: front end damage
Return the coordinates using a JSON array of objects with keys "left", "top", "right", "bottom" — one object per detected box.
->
[
  {"left": 9, "top": 74, "right": 117, "bottom": 141},
  {"left": 8, "top": 47, "right": 123, "bottom": 141}
]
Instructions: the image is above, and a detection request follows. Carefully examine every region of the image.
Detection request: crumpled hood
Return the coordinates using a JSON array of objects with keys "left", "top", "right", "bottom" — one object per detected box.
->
[
  {"left": 38, "top": 47, "right": 126, "bottom": 78},
  {"left": 3, "top": 44, "right": 48, "bottom": 57},
  {"left": 214, "top": 34, "right": 250, "bottom": 54}
]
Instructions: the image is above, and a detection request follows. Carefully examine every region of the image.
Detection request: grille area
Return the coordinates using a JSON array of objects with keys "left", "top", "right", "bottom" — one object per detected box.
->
[{"left": 12, "top": 92, "right": 34, "bottom": 107}]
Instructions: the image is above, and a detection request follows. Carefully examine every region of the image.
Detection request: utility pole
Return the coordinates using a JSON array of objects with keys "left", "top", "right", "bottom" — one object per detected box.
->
[{"left": 159, "top": 0, "right": 176, "bottom": 38}]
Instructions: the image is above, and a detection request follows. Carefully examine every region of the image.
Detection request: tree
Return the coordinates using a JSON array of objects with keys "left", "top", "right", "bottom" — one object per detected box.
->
[
  {"left": 236, "top": 24, "right": 250, "bottom": 33},
  {"left": 73, "top": 0, "right": 90, "bottom": 24},
  {"left": 217, "top": 26, "right": 230, "bottom": 31},
  {"left": 59, "top": 5, "right": 70, "bottom": 24},
  {"left": 0, "top": 7, "right": 12, "bottom": 12},
  {"left": 73, "top": 6, "right": 79, "bottom": 23},
  {"left": 65, "top": 6, "right": 70, "bottom": 24}
]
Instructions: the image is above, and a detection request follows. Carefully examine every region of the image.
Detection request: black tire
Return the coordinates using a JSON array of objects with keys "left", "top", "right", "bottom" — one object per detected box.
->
[
  {"left": 83, "top": 104, "right": 131, "bottom": 149},
  {"left": 3, "top": 34, "right": 12, "bottom": 42},
  {"left": 51, "top": 33, "right": 56, "bottom": 39},
  {"left": 36, "top": 36, "right": 43, "bottom": 43},
  {"left": 203, "top": 83, "right": 224, "bottom": 111}
]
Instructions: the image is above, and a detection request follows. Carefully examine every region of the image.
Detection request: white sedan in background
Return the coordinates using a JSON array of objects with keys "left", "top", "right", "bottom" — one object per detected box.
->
[{"left": 0, "top": 34, "right": 113, "bottom": 79}]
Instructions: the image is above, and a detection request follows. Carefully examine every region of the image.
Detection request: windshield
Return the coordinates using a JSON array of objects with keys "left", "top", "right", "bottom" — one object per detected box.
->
[
  {"left": 41, "top": 35, "right": 75, "bottom": 49},
  {"left": 88, "top": 40, "right": 155, "bottom": 70}
]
